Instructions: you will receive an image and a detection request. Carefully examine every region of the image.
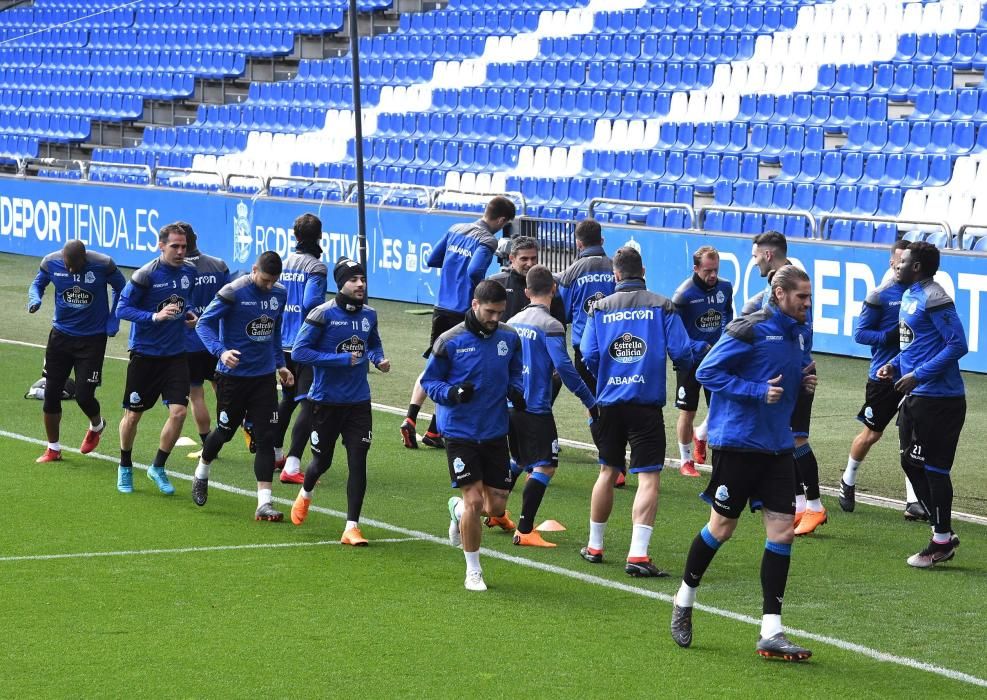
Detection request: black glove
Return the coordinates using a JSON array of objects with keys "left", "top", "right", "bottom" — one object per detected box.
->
[
  {"left": 507, "top": 387, "right": 526, "bottom": 411},
  {"left": 451, "top": 381, "right": 475, "bottom": 404},
  {"left": 28, "top": 302, "right": 40, "bottom": 313}
]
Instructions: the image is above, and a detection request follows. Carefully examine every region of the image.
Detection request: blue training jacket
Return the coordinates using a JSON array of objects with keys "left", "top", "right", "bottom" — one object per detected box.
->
[
  {"left": 510, "top": 303, "right": 595, "bottom": 415},
  {"left": 579, "top": 278, "right": 694, "bottom": 407},
  {"left": 697, "top": 302, "right": 811, "bottom": 454},
  {"left": 853, "top": 277, "right": 904, "bottom": 381},
  {"left": 279, "top": 250, "right": 328, "bottom": 350},
  {"left": 291, "top": 299, "right": 385, "bottom": 405},
  {"left": 196, "top": 276, "right": 287, "bottom": 377},
  {"left": 117, "top": 257, "right": 197, "bottom": 356},
  {"left": 184, "top": 249, "right": 230, "bottom": 352},
  {"left": 557, "top": 245, "right": 615, "bottom": 348},
  {"left": 29, "top": 250, "right": 126, "bottom": 337},
  {"left": 672, "top": 274, "right": 734, "bottom": 359},
  {"left": 421, "top": 321, "right": 523, "bottom": 441},
  {"left": 426, "top": 219, "right": 497, "bottom": 314},
  {"left": 890, "top": 278, "right": 967, "bottom": 398}
]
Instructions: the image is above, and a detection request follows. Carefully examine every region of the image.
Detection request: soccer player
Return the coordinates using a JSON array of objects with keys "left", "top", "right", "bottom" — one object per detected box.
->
[
  {"left": 423, "top": 280, "right": 523, "bottom": 591},
  {"left": 747, "top": 232, "right": 825, "bottom": 535},
  {"left": 840, "top": 241, "right": 921, "bottom": 515},
  {"left": 401, "top": 196, "right": 515, "bottom": 449},
  {"left": 192, "top": 251, "right": 293, "bottom": 521},
  {"left": 28, "top": 240, "right": 126, "bottom": 462},
  {"left": 508, "top": 265, "right": 596, "bottom": 547},
  {"left": 672, "top": 245, "right": 733, "bottom": 477},
  {"left": 877, "top": 242, "right": 967, "bottom": 568},
  {"left": 182, "top": 224, "right": 230, "bottom": 448},
  {"left": 577, "top": 247, "right": 694, "bottom": 577},
  {"left": 670, "top": 265, "right": 815, "bottom": 661},
  {"left": 116, "top": 223, "right": 198, "bottom": 495},
  {"left": 274, "top": 213, "right": 328, "bottom": 484},
  {"left": 289, "top": 258, "right": 390, "bottom": 546}
]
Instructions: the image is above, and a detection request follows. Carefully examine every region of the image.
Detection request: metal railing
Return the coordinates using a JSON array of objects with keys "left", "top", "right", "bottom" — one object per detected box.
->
[
  {"left": 818, "top": 213, "right": 954, "bottom": 247},
  {"left": 515, "top": 215, "right": 577, "bottom": 273},
  {"left": 588, "top": 197, "right": 696, "bottom": 229},
  {"left": 699, "top": 205, "right": 819, "bottom": 239},
  {"left": 432, "top": 189, "right": 527, "bottom": 217}
]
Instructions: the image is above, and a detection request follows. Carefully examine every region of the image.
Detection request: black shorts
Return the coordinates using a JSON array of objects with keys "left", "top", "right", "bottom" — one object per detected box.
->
[
  {"left": 857, "top": 379, "right": 904, "bottom": 432},
  {"left": 123, "top": 352, "right": 189, "bottom": 412},
  {"left": 45, "top": 328, "right": 107, "bottom": 389},
  {"left": 187, "top": 350, "right": 217, "bottom": 387},
  {"left": 898, "top": 395, "right": 966, "bottom": 473},
  {"left": 573, "top": 345, "right": 597, "bottom": 396},
  {"left": 423, "top": 309, "right": 465, "bottom": 359},
  {"left": 701, "top": 449, "right": 796, "bottom": 519},
  {"left": 309, "top": 400, "right": 373, "bottom": 463},
  {"left": 508, "top": 409, "right": 559, "bottom": 470},
  {"left": 446, "top": 436, "right": 512, "bottom": 490},
  {"left": 674, "top": 364, "right": 711, "bottom": 412},
  {"left": 214, "top": 373, "right": 278, "bottom": 435},
  {"left": 594, "top": 403, "right": 665, "bottom": 474},
  {"left": 790, "top": 389, "right": 814, "bottom": 438},
  {"left": 281, "top": 351, "right": 314, "bottom": 401}
]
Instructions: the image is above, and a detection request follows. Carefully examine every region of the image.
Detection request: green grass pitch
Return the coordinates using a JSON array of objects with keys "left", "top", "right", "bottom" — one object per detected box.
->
[{"left": 1, "top": 252, "right": 985, "bottom": 696}]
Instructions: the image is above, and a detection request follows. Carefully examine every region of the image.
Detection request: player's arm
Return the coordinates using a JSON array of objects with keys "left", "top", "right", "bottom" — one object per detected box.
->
[
  {"left": 194, "top": 292, "right": 234, "bottom": 357},
  {"left": 272, "top": 311, "right": 286, "bottom": 370},
  {"left": 740, "top": 291, "right": 764, "bottom": 317},
  {"left": 466, "top": 239, "right": 495, "bottom": 286},
  {"left": 913, "top": 304, "right": 969, "bottom": 380},
  {"left": 662, "top": 303, "right": 696, "bottom": 371},
  {"left": 366, "top": 319, "right": 386, "bottom": 367},
  {"left": 853, "top": 299, "right": 893, "bottom": 347},
  {"left": 696, "top": 333, "right": 768, "bottom": 403},
  {"left": 507, "top": 332, "right": 524, "bottom": 397},
  {"left": 291, "top": 312, "right": 353, "bottom": 367},
  {"left": 577, "top": 312, "right": 600, "bottom": 380},
  {"left": 557, "top": 280, "right": 575, "bottom": 323},
  {"left": 547, "top": 334, "right": 595, "bottom": 409},
  {"left": 116, "top": 272, "right": 155, "bottom": 323},
  {"left": 723, "top": 284, "right": 734, "bottom": 326},
  {"left": 105, "top": 266, "right": 127, "bottom": 336},
  {"left": 302, "top": 272, "right": 327, "bottom": 313},
  {"left": 420, "top": 340, "right": 458, "bottom": 405},
  {"left": 27, "top": 266, "right": 50, "bottom": 312},
  {"left": 426, "top": 234, "right": 448, "bottom": 269}
]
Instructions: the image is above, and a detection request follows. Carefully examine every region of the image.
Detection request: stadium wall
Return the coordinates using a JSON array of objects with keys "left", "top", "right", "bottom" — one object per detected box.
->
[{"left": 1, "top": 177, "right": 984, "bottom": 372}]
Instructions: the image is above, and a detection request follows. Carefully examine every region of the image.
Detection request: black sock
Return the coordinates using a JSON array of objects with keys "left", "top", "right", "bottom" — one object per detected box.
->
[
  {"left": 794, "top": 443, "right": 820, "bottom": 500},
  {"left": 427, "top": 414, "right": 438, "bottom": 435},
  {"left": 199, "top": 432, "right": 209, "bottom": 445},
  {"left": 346, "top": 448, "right": 368, "bottom": 522},
  {"left": 120, "top": 449, "right": 133, "bottom": 468},
  {"left": 683, "top": 525, "right": 722, "bottom": 587},
  {"left": 407, "top": 404, "right": 420, "bottom": 422},
  {"left": 792, "top": 456, "right": 805, "bottom": 497},
  {"left": 154, "top": 449, "right": 170, "bottom": 469},
  {"left": 761, "top": 542, "right": 792, "bottom": 615},
  {"left": 517, "top": 475, "right": 548, "bottom": 534},
  {"left": 926, "top": 470, "right": 953, "bottom": 535}
]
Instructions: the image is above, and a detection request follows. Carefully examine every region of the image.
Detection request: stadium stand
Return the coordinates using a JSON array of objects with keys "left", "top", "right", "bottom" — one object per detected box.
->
[{"left": 3, "top": 0, "right": 987, "bottom": 249}]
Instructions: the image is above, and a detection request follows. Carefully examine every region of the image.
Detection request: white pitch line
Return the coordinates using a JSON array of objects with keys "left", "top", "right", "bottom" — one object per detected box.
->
[
  {"left": 0, "top": 428, "right": 985, "bottom": 689},
  {"left": 3, "top": 336, "right": 986, "bottom": 526},
  {"left": 0, "top": 538, "right": 419, "bottom": 563}
]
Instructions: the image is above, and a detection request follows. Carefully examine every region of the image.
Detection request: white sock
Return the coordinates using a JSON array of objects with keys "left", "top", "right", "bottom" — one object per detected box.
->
[
  {"left": 257, "top": 487, "right": 272, "bottom": 508},
  {"left": 760, "top": 614, "right": 783, "bottom": 639},
  {"left": 48, "top": 441, "right": 61, "bottom": 452},
  {"left": 345, "top": 520, "right": 358, "bottom": 531},
  {"left": 301, "top": 488, "right": 313, "bottom": 500},
  {"left": 628, "top": 524, "right": 653, "bottom": 559},
  {"left": 454, "top": 499, "right": 465, "bottom": 521},
  {"left": 464, "top": 549, "right": 481, "bottom": 574},
  {"left": 695, "top": 420, "right": 708, "bottom": 441},
  {"left": 676, "top": 581, "right": 697, "bottom": 607},
  {"left": 807, "top": 498, "right": 822, "bottom": 511},
  {"left": 795, "top": 494, "right": 806, "bottom": 514},
  {"left": 283, "top": 456, "right": 301, "bottom": 475},
  {"left": 842, "top": 457, "right": 861, "bottom": 486},
  {"left": 905, "top": 478, "right": 918, "bottom": 503},
  {"left": 194, "top": 460, "right": 210, "bottom": 479},
  {"left": 678, "top": 443, "right": 693, "bottom": 462},
  {"left": 932, "top": 531, "right": 952, "bottom": 544},
  {"left": 588, "top": 520, "right": 606, "bottom": 551},
  {"left": 273, "top": 446, "right": 284, "bottom": 461},
  {"left": 90, "top": 418, "right": 105, "bottom": 433}
]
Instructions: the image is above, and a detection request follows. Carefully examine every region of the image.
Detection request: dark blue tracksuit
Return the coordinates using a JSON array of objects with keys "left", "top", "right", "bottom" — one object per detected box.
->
[
  {"left": 30, "top": 250, "right": 126, "bottom": 337},
  {"left": 427, "top": 219, "right": 497, "bottom": 314}
]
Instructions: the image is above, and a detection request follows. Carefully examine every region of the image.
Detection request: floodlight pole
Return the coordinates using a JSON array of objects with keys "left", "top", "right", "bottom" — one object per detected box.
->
[{"left": 348, "top": 0, "right": 368, "bottom": 275}]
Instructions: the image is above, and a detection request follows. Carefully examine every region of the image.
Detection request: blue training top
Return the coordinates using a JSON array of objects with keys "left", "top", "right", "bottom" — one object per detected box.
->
[
  {"left": 184, "top": 250, "right": 230, "bottom": 353},
  {"left": 29, "top": 250, "right": 126, "bottom": 337},
  {"left": 117, "top": 257, "right": 197, "bottom": 356},
  {"left": 426, "top": 219, "right": 497, "bottom": 314},
  {"left": 672, "top": 273, "right": 734, "bottom": 356},
  {"left": 853, "top": 277, "right": 904, "bottom": 381},
  {"left": 557, "top": 245, "right": 615, "bottom": 348},
  {"left": 279, "top": 250, "right": 328, "bottom": 350}
]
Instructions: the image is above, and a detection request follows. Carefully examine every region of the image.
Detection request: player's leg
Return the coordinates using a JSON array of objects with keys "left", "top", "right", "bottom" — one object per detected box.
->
[
  {"left": 273, "top": 351, "right": 298, "bottom": 462},
  {"left": 187, "top": 351, "right": 216, "bottom": 445},
  {"left": 625, "top": 406, "right": 668, "bottom": 577},
  {"left": 444, "top": 439, "right": 489, "bottom": 590},
  {"left": 74, "top": 334, "right": 108, "bottom": 455},
  {"left": 280, "top": 366, "right": 314, "bottom": 482},
  {"left": 339, "top": 403, "right": 372, "bottom": 545},
  {"left": 146, "top": 355, "right": 190, "bottom": 495},
  {"left": 291, "top": 403, "right": 342, "bottom": 525},
  {"left": 248, "top": 376, "right": 281, "bottom": 521},
  {"left": 118, "top": 355, "right": 161, "bottom": 493},
  {"left": 37, "top": 331, "right": 73, "bottom": 462},
  {"left": 582, "top": 405, "right": 625, "bottom": 563},
  {"left": 792, "top": 392, "right": 826, "bottom": 535},
  {"left": 674, "top": 366, "right": 701, "bottom": 477},
  {"left": 513, "top": 412, "right": 558, "bottom": 546},
  {"left": 671, "top": 450, "right": 748, "bottom": 649},
  {"left": 192, "top": 375, "right": 247, "bottom": 505},
  {"left": 480, "top": 436, "right": 514, "bottom": 530}
]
